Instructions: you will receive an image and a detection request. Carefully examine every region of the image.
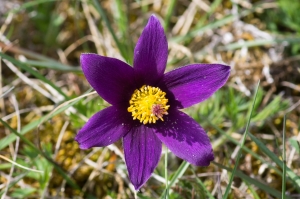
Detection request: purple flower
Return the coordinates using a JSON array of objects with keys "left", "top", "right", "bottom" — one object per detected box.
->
[{"left": 75, "top": 15, "right": 230, "bottom": 190}]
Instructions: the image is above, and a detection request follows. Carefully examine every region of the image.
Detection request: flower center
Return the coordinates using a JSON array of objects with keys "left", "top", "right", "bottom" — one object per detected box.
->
[{"left": 127, "top": 85, "right": 169, "bottom": 124}]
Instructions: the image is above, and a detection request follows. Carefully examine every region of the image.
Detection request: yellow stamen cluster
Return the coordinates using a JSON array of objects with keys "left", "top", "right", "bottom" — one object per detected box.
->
[{"left": 128, "top": 85, "right": 170, "bottom": 124}]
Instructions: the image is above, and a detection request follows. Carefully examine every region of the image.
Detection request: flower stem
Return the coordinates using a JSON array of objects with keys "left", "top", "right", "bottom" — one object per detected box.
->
[{"left": 165, "top": 148, "right": 169, "bottom": 199}]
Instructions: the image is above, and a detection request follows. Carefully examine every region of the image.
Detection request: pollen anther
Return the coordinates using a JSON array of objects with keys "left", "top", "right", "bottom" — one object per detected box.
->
[{"left": 128, "top": 85, "right": 169, "bottom": 124}]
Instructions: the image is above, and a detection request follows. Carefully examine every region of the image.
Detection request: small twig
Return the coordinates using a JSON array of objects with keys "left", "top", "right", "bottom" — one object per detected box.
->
[
  {"left": 281, "top": 81, "right": 300, "bottom": 92},
  {"left": 0, "top": 86, "right": 14, "bottom": 99},
  {"left": 54, "top": 121, "right": 69, "bottom": 157},
  {"left": 0, "top": 42, "right": 58, "bottom": 62},
  {"left": 2, "top": 105, "right": 54, "bottom": 121},
  {"left": 64, "top": 35, "right": 95, "bottom": 57},
  {"left": 0, "top": 155, "right": 43, "bottom": 173},
  {"left": 81, "top": 0, "right": 104, "bottom": 55},
  {"left": 3, "top": 59, "right": 57, "bottom": 102},
  {"left": 36, "top": 91, "right": 96, "bottom": 130},
  {"left": 283, "top": 100, "right": 300, "bottom": 114},
  {"left": 60, "top": 147, "right": 102, "bottom": 194}
]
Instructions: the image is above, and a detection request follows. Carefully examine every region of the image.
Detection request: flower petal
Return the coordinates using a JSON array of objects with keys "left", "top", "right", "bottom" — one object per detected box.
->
[
  {"left": 161, "top": 64, "right": 230, "bottom": 108},
  {"left": 123, "top": 125, "right": 162, "bottom": 190},
  {"left": 75, "top": 106, "right": 132, "bottom": 149},
  {"left": 133, "top": 15, "right": 168, "bottom": 85},
  {"left": 81, "top": 53, "right": 136, "bottom": 106},
  {"left": 154, "top": 109, "right": 214, "bottom": 166}
]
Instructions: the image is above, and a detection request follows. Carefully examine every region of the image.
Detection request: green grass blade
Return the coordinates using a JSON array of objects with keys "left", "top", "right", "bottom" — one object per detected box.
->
[
  {"left": 136, "top": 193, "right": 152, "bottom": 199},
  {"left": 289, "top": 137, "right": 300, "bottom": 153},
  {"left": 0, "top": 89, "right": 93, "bottom": 151},
  {"left": 0, "top": 42, "right": 62, "bottom": 63},
  {"left": 115, "top": 0, "right": 128, "bottom": 37},
  {"left": 207, "top": 0, "right": 222, "bottom": 16},
  {"left": 0, "top": 52, "right": 69, "bottom": 100},
  {"left": 244, "top": 181, "right": 260, "bottom": 199},
  {"left": 24, "top": 60, "right": 81, "bottom": 72},
  {"left": 252, "top": 95, "right": 288, "bottom": 122},
  {"left": 282, "top": 114, "right": 287, "bottom": 199},
  {"left": 170, "top": 14, "right": 235, "bottom": 43},
  {"left": 214, "top": 162, "right": 292, "bottom": 199},
  {"left": 160, "top": 161, "right": 190, "bottom": 198},
  {"left": 170, "top": 2, "right": 272, "bottom": 44},
  {"left": 248, "top": 132, "right": 300, "bottom": 192},
  {"left": 0, "top": 172, "right": 29, "bottom": 197},
  {"left": 164, "top": 148, "right": 169, "bottom": 199},
  {"left": 0, "top": 118, "right": 80, "bottom": 190},
  {"left": 0, "top": 119, "right": 42, "bottom": 153},
  {"left": 191, "top": 169, "right": 215, "bottom": 199},
  {"left": 91, "top": 0, "right": 128, "bottom": 61},
  {"left": 9, "top": 0, "right": 57, "bottom": 14},
  {"left": 210, "top": 124, "right": 282, "bottom": 176},
  {"left": 9, "top": 187, "right": 36, "bottom": 198},
  {"left": 193, "top": 0, "right": 222, "bottom": 29},
  {"left": 163, "top": 0, "right": 177, "bottom": 31},
  {"left": 0, "top": 163, "right": 12, "bottom": 170},
  {"left": 223, "top": 80, "right": 260, "bottom": 199},
  {"left": 114, "top": 0, "right": 133, "bottom": 64}
]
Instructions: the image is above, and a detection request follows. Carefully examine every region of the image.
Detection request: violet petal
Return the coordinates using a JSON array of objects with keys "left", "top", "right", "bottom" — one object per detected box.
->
[
  {"left": 161, "top": 64, "right": 230, "bottom": 108},
  {"left": 123, "top": 125, "right": 162, "bottom": 190},
  {"left": 154, "top": 109, "right": 214, "bottom": 166},
  {"left": 133, "top": 15, "right": 168, "bottom": 85},
  {"left": 75, "top": 106, "right": 132, "bottom": 149},
  {"left": 81, "top": 53, "right": 136, "bottom": 106}
]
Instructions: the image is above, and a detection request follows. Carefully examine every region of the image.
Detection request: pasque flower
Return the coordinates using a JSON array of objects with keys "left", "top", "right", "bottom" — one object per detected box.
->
[{"left": 75, "top": 15, "right": 230, "bottom": 190}]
